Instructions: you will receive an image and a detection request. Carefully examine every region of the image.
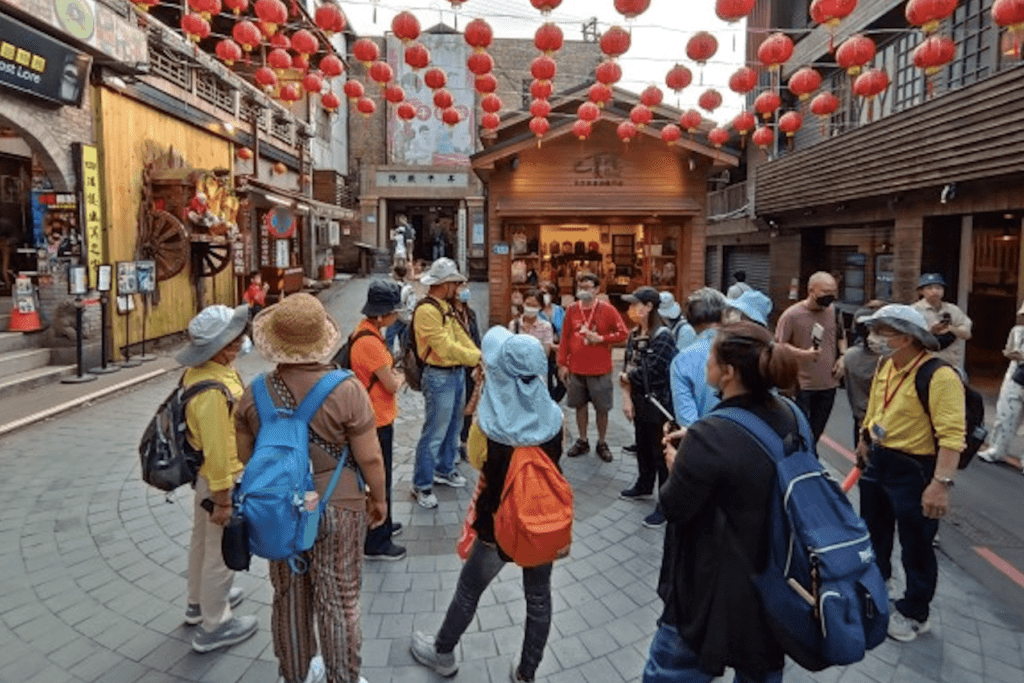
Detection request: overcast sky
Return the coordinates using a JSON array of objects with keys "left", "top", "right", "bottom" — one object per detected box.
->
[{"left": 337, "top": 0, "right": 747, "bottom": 121}]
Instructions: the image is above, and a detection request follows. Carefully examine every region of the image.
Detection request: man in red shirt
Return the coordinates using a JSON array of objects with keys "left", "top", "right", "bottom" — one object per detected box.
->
[{"left": 557, "top": 273, "right": 630, "bottom": 461}]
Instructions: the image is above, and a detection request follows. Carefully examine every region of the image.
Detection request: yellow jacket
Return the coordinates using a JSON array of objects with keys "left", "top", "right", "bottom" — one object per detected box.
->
[
  {"left": 413, "top": 296, "right": 481, "bottom": 368},
  {"left": 184, "top": 362, "right": 245, "bottom": 491}
]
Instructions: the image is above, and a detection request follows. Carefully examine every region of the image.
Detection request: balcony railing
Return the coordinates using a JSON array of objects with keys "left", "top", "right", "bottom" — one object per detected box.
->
[{"left": 707, "top": 182, "right": 749, "bottom": 221}]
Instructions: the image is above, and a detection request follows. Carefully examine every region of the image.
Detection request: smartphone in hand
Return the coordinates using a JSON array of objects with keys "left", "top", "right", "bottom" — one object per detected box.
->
[
  {"left": 811, "top": 322, "right": 824, "bottom": 350},
  {"left": 200, "top": 498, "right": 215, "bottom": 514}
]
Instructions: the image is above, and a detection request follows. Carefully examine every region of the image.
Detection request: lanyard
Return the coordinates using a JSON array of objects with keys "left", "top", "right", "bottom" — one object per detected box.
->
[
  {"left": 579, "top": 300, "right": 600, "bottom": 331},
  {"left": 882, "top": 351, "right": 927, "bottom": 411}
]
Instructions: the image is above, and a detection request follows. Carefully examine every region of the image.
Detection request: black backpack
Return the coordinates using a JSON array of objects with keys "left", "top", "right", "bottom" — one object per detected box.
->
[
  {"left": 914, "top": 357, "right": 987, "bottom": 469},
  {"left": 332, "top": 329, "right": 379, "bottom": 390},
  {"left": 139, "top": 378, "right": 233, "bottom": 492},
  {"left": 401, "top": 297, "right": 445, "bottom": 391}
]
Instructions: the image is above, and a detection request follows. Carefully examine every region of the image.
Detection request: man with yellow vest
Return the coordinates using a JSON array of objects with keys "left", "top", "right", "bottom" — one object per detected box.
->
[
  {"left": 411, "top": 258, "right": 482, "bottom": 509},
  {"left": 856, "top": 304, "right": 965, "bottom": 644}
]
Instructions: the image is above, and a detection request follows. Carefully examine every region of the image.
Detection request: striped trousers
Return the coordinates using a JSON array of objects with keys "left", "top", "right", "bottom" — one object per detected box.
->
[{"left": 269, "top": 506, "right": 367, "bottom": 683}]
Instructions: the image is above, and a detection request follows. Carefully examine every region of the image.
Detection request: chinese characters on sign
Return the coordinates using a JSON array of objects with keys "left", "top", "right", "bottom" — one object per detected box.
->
[
  {"left": 573, "top": 154, "right": 625, "bottom": 187},
  {"left": 375, "top": 171, "right": 468, "bottom": 188},
  {"left": 77, "top": 144, "right": 105, "bottom": 289}
]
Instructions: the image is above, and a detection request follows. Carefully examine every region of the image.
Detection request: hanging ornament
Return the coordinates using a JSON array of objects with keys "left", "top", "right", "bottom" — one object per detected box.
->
[
  {"left": 788, "top": 67, "right": 822, "bottom": 100},
  {"left": 614, "top": 0, "right": 651, "bottom": 20},
  {"left": 237, "top": 147, "right": 254, "bottom": 160},
  {"left": 443, "top": 107, "right": 462, "bottom": 127},
  {"left": 254, "top": 0, "right": 287, "bottom": 36},
  {"left": 716, "top": 0, "right": 756, "bottom": 22},
  {"left": 343, "top": 79, "right": 364, "bottom": 100},
  {"left": 680, "top": 109, "right": 703, "bottom": 133},
  {"left": 754, "top": 90, "right": 782, "bottom": 119},
  {"left": 270, "top": 33, "right": 290, "bottom": 50},
  {"left": 433, "top": 89, "right": 454, "bottom": 109},
  {"left": 530, "top": 98, "right": 552, "bottom": 119},
  {"left": 130, "top": 0, "right": 159, "bottom": 11},
  {"left": 356, "top": 97, "right": 376, "bottom": 117},
  {"left": 778, "top": 111, "right": 803, "bottom": 137},
  {"left": 315, "top": 3, "right": 346, "bottom": 35},
  {"left": 600, "top": 25, "right": 632, "bottom": 58},
  {"left": 384, "top": 84, "right": 405, "bottom": 104},
  {"left": 640, "top": 85, "right": 663, "bottom": 108},
  {"left": 531, "top": 79, "right": 554, "bottom": 99},
  {"left": 467, "top": 52, "right": 494, "bottom": 76},
  {"left": 181, "top": 13, "right": 210, "bottom": 43},
  {"left": 751, "top": 126, "right": 774, "bottom": 151},
  {"left": 588, "top": 83, "right": 612, "bottom": 106},
  {"left": 319, "top": 54, "right": 344, "bottom": 78},
  {"left": 291, "top": 30, "right": 318, "bottom": 59},
  {"left": 531, "top": 0, "right": 563, "bottom": 13},
  {"left": 224, "top": 0, "right": 247, "bottom": 14},
  {"left": 852, "top": 68, "right": 889, "bottom": 99},
  {"left": 424, "top": 68, "right": 447, "bottom": 90},
  {"left": 292, "top": 54, "right": 309, "bottom": 72},
  {"left": 686, "top": 31, "right": 719, "bottom": 65},
  {"left": 302, "top": 72, "right": 325, "bottom": 94},
  {"left": 391, "top": 11, "right": 421, "bottom": 43},
  {"left": 531, "top": 55, "right": 557, "bottom": 82},
  {"left": 405, "top": 43, "right": 431, "bottom": 71},
  {"left": 595, "top": 60, "right": 623, "bottom": 85},
  {"left": 397, "top": 102, "right": 417, "bottom": 120},
  {"left": 993, "top": 0, "right": 1024, "bottom": 58},
  {"left": 232, "top": 20, "right": 262, "bottom": 62},
  {"left": 905, "top": 0, "right": 958, "bottom": 35},
  {"left": 835, "top": 34, "right": 876, "bottom": 75},
  {"left": 321, "top": 92, "right": 341, "bottom": 112},
  {"left": 353, "top": 39, "right": 380, "bottom": 67},
  {"left": 665, "top": 64, "right": 693, "bottom": 94},
  {"left": 728, "top": 66, "right": 759, "bottom": 95},
  {"left": 810, "top": 91, "right": 840, "bottom": 117},
  {"left": 708, "top": 127, "right": 731, "bottom": 147},
  {"left": 810, "top": 0, "right": 858, "bottom": 50},
  {"left": 475, "top": 74, "right": 498, "bottom": 94},
  {"left": 465, "top": 18, "right": 494, "bottom": 51},
  {"left": 732, "top": 111, "right": 756, "bottom": 136},
  {"left": 535, "top": 23, "right": 564, "bottom": 54},
  {"left": 913, "top": 35, "right": 956, "bottom": 75},
  {"left": 577, "top": 101, "right": 600, "bottom": 122},
  {"left": 481, "top": 93, "right": 503, "bottom": 113},
  {"left": 278, "top": 83, "right": 302, "bottom": 104},
  {"left": 630, "top": 104, "right": 653, "bottom": 127},
  {"left": 273, "top": 162, "right": 288, "bottom": 174},
  {"left": 267, "top": 48, "right": 292, "bottom": 72},
  {"left": 616, "top": 120, "right": 638, "bottom": 143},
  {"left": 216, "top": 39, "right": 243, "bottom": 66},
  {"left": 254, "top": 66, "right": 277, "bottom": 92},
  {"left": 482, "top": 113, "right": 501, "bottom": 131},
  {"left": 530, "top": 116, "right": 550, "bottom": 140},
  {"left": 757, "top": 32, "right": 795, "bottom": 71},
  {"left": 698, "top": 88, "right": 723, "bottom": 113},
  {"left": 572, "top": 119, "right": 593, "bottom": 140},
  {"left": 188, "top": 0, "right": 219, "bottom": 21},
  {"left": 661, "top": 124, "right": 682, "bottom": 144}
]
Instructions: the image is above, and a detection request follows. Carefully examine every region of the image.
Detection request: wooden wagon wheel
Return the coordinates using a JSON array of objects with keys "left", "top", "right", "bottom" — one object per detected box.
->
[
  {"left": 139, "top": 210, "right": 189, "bottom": 281},
  {"left": 191, "top": 241, "right": 233, "bottom": 277}
]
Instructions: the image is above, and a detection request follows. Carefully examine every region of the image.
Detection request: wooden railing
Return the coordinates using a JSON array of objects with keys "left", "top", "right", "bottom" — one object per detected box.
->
[{"left": 707, "top": 181, "right": 748, "bottom": 220}]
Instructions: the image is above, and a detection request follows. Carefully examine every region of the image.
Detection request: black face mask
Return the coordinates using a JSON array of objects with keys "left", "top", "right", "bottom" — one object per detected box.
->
[{"left": 816, "top": 295, "right": 836, "bottom": 308}]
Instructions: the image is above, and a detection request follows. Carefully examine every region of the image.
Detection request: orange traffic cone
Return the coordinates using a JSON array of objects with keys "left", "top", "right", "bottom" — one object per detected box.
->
[{"left": 9, "top": 305, "right": 42, "bottom": 331}]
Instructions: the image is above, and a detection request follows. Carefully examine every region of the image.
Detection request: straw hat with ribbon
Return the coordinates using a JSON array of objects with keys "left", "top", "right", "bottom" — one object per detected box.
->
[{"left": 252, "top": 293, "right": 341, "bottom": 364}]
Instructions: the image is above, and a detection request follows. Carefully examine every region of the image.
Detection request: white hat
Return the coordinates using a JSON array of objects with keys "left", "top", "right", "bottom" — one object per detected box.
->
[
  {"left": 420, "top": 257, "right": 466, "bottom": 285},
  {"left": 658, "top": 291, "right": 681, "bottom": 319},
  {"left": 176, "top": 304, "right": 249, "bottom": 367},
  {"left": 859, "top": 304, "right": 939, "bottom": 351}
]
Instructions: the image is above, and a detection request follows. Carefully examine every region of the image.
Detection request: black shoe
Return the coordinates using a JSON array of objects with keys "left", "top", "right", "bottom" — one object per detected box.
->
[
  {"left": 391, "top": 522, "right": 403, "bottom": 537},
  {"left": 643, "top": 509, "right": 666, "bottom": 529},
  {"left": 620, "top": 486, "right": 652, "bottom": 501},
  {"left": 623, "top": 443, "right": 638, "bottom": 454},
  {"left": 365, "top": 540, "right": 407, "bottom": 561},
  {"left": 567, "top": 439, "right": 590, "bottom": 458}
]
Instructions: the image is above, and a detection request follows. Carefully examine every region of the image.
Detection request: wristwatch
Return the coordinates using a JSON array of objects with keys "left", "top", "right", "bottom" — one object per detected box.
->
[{"left": 933, "top": 476, "right": 955, "bottom": 489}]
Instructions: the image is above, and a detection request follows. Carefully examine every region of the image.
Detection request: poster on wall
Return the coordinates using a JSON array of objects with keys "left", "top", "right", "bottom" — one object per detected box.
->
[
  {"left": 135, "top": 260, "right": 155, "bottom": 293},
  {"left": 386, "top": 34, "right": 474, "bottom": 167},
  {"left": 31, "top": 192, "right": 80, "bottom": 275},
  {"left": 116, "top": 260, "right": 137, "bottom": 295}
]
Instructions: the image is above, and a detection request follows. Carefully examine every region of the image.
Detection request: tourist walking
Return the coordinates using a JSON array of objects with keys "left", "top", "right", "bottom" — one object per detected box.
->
[{"left": 979, "top": 301, "right": 1024, "bottom": 472}]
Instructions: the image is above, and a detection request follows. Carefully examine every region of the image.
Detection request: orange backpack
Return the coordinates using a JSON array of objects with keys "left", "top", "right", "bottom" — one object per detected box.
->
[{"left": 494, "top": 446, "right": 574, "bottom": 568}]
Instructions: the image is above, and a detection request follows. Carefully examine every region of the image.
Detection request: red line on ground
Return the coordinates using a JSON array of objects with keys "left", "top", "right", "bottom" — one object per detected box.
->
[
  {"left": 975, "top": 547, "right": 1024, "bottom": 591},
  {"left": 820, "top": 434, "right": 856, "bottom": 463}
]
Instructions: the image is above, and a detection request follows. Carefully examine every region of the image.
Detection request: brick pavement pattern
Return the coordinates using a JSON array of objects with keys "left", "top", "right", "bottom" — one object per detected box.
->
[{"left": 1, "top": 278, "right": 1022, "bottom": 683}]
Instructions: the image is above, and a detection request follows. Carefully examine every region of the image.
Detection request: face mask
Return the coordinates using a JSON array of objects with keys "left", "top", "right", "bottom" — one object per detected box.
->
[
  {"left": 577, "top": 289, "right": 595, "bottom": 303},
  {"left": 523, "top": 306, "right": 540, "bottom": 318},
  {"left": 867, "top": 332, "right": 899, "bottom": 357},
  {"left": 627, "top": 308, "right": 643, "bottom": 324},
  {"left": 542, "top": 293, "right": 552, "bottom": 306},
  {"left": 239, "top": 335, "right": 254, "bottom": 356},
  {"left": 815, "top": 294, "right": 836, "bottom": 308},
  {"left": 458, "top": 289, "right": 471, "bottom": 303}
]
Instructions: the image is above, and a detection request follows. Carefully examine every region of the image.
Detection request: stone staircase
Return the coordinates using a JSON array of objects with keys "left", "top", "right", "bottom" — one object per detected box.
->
[{"left": 0, "top": 297, "right": 76, "bottom": 399}]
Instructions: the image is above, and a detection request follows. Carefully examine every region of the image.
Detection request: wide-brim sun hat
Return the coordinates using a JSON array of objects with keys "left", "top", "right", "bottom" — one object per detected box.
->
[
  {"left": 420, "top": 257, "right": 466, "bottom": 286},
  {"left": 362, "top": 279, "right": 402, "bottom": 317},
  {"left": 176, "top": 304, "right": 249, "bottom": 367},
  {"left": 729, "top": 289, "right": 772, "bottom": 327},
  {"left": 478, "top": 326, "right": 562, "bottom": 447},
  {"left": 658, "top": 291, "right": 681, "bottom": 319},
  {"left": 858, "top": 303, "right": 939, "bottom": 351},
  {"left": 253, "top": 292, "right": 341, "bottom": 364}
]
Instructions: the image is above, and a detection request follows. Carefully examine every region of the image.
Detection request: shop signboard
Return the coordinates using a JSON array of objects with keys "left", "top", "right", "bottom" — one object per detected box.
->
[
  {"left": 75, "top": 143, "right": 105, "bottom": 288},
  {"left": 0, "top": 11, "right": 91, "bottom": 105}
]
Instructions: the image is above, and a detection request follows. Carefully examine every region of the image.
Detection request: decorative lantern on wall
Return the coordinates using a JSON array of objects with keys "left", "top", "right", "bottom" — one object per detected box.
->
[
  {"left": 181, "top": 14, "right": 210, "bottom": 43},
  {"left": 630, "top": 104, "right": 653, "bottom": 127},
  {"left": 852, "top": 68, "right": 889, "bottom": 99},
  {"left": 905, "top": 0, "right": 959, "bottom": 34},
  {"left": 356, "top": 97, "right": 376, "bottom": 117},
  {"left": 319, "top": 54, "right": 344, "bottom": 78},
  {"left": 572, "top": 119, "right": 593, "bottom": 140},
  {"left": 778, "top": 111, "right": 804, "bottom": 137},
  {"left": 754, "top": 90, "right": 782, "bottom": 119},
  {"left": 810, "top": 91, "right": 840, "bottom": 118},
  {"left": 254, "top": 0, "right": 287, "bottom": 36},
  {"left": 788, "top": 67, "right": 822, "bottom": 100},
  {"left": 732, "top": 110, "right": 756, "bottom": 136},
  {"left": 600, "top": 25, "right": 632, "bottom": 58},
  {"left": 315, "top": 3, "right": 346, "bottom": 35},
  {"left": 836, "top": 34, "right": 876, "bottom": 75},
  {"left": 343, "top": 79, "right": 364, "bottom": 100},
  {"left": 397, "top": 101, "right": 417, "bottom": 120},
  {"left": 993, "top": 0, "right": 1024, "bottom": 58},
  {"left": 433, "top": 89, "right": 454, "bottom": 109},
  {"left": 391, "top": 11, "right": 421, "bottom": 43},
  {"left": 237, "top": 146, "right": 254, "bottom": 160},
  {"left": 464, "top": 18, "right": 494, "bottom": 50},
  {"left": 698, "top": 88, "right": 723, "bottom": 113},
  {"left": 442, "top": 107, "right": 462, "bottom": 127},
  {"left": 216, "top": 39, "right": 243, "bottom": 66},
  {"left": 302, "top": 72, "right": 325, "bottom": 94},
  {"left": 728, "top": 66, "right": 759, "bottom": 94},
  {"left": 278, "top": 83, "right": 302, "bottom": 104},
  {"left": 708, "top": 127, "right": 730, "bottom": 147},
  {"left": 616, "top": 120, "right": 638, "bottom": 143},
  {"left": 405, "top": 43, "right": 431, "bottom": 71},
  {"left": 535, "top": 23, "right": 564, "bottom": 54},
  {"left": 751, "top": 126, "right": 774, "bottom": 150},
  {"left": 680, "top": 109, "right": 703, "bottom": 133},
  {"left": 757, "top": 32, "right": 795, "bottom": 71},
  {"left": 913, "top": 35, "right": 956, "bottom": 74},
  {"left": 321, "top": 92, "right": 341, "bottom": 112},
  {"left": 384, "top": 84, "right": 405, "bottom": 104},
  {"left": 369, "top": 61, "right": 394, "bottom": 87},
  {"left": 267, "top": 48, "right": 292, "bottom": 72},
  {"left": 291, "top": 30, "right": 318, "bottom": 59},
  {"left": 353, "top": 39, "right": 380, "bottom": 67},
  {"left": 640, "top": 85, "right": 664, "bottom": 107},
  {"left": 273, "top": 161, "right": 288, "bottom": 174},
  {"left": 232, "top": 20, "right": 261, "bottom": 61},
  {"left": 660, "top": 123, "right": 682, "bottom": 144},
  {"left": 254, "top": 66, "right": 277, "bottom": 92}
]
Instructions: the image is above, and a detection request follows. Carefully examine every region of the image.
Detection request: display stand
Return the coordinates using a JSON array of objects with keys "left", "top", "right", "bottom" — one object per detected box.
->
[
  {"left": 120, "top": 298, "right": 142, "bottom": 368},
  {"left": 89, "top": 292, "right": 119, "bottom": 375},
  {"left": 137, "top": 292, "right": 156, "bottom": 362},
  {"left": 61, "top": 297, "right": 97, "bottom": 384}
]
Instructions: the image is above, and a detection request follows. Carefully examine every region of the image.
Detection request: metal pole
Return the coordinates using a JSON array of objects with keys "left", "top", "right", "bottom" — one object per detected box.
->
[
  {"left": 61, "top": 297, "right": 96, "bottom": 383},
  {"left": 89, "top": 292, "right": 119, "bottom": 374},
  {"left": 121, "top": 297, "right": 142, "bottom": 368},
  {"left": 138, "top": 292, "right": 155, "bottom": 361}
]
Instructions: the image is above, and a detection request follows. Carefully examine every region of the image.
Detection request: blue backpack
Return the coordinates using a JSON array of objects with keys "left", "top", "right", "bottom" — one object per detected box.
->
[
  {"left": 236, "top": 370, "right": 353, "bottom": 573},
  {"left": 714, "top": 399, "right": 889, "bottom": 671}
]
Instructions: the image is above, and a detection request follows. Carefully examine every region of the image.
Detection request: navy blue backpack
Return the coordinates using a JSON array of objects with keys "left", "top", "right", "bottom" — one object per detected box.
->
[
  {"left": 714, "top": 398, "right": 889, "bottom": 671},
  {"left": 236, "top": 370, "right": 354, "bottom": 573}
]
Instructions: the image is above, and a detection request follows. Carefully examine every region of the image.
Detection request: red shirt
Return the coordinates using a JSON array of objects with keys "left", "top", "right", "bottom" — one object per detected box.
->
[
  {"left": 557, "top": 299, "right": 629, "bottom": 376},
  {"left": 244, "top": 282, "right": 266, "bottom": 306}
]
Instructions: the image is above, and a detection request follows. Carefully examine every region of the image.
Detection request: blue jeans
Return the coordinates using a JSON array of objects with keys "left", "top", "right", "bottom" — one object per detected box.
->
[
  {"left": 643, "top": 623, "right": 783, "bottom": 683},
  {"left": 364, "top": 424, "right": 394, "bottom": 553},
  {"left": 413, "top": 365, "right": 464, "bottom": 490},
  {"left": 436, "top": 540, "right": 552, "bottom": 680}
]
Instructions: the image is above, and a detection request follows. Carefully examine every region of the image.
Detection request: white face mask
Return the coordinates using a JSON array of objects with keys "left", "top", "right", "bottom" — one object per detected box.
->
[
  {"left": 523, "top": 306, "right": 540, "bottom": 318},
  {"left": 867, "top": 332, "right": 900, "bottom": 357},
  {"left": 542, "top": 293, "right": 552, "bottom": 306},
  {"left": 577, "top": 289, "right": 595, "bottom": 303}
]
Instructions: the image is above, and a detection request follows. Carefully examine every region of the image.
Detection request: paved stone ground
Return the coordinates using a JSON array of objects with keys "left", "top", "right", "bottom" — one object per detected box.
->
[{"left": 0, "top": 277, "right": 1022, "bottom": 683}]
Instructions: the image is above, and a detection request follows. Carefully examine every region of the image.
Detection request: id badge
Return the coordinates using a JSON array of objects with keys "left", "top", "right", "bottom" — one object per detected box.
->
[{"left": 870, "top": 423, "right": 887, "bottom": 443}]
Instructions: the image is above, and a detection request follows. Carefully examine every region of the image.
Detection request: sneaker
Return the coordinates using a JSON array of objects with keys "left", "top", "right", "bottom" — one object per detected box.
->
[
  {"left": 413, "top": 488, "right": 438, "bottom": 509},
  {"left": 191, "top": 615, "right": 259, "bottom": 653},
  {"left": 620, "top": 486, "right": 652, "bottom": 501},
  {"left": 410, "top": 630, "right": 458, "bottom": 677},
  {"left": 886, "top": 578, "right": 899, "bottom": 601},
  {"left": 434, "top": 468, "right": 468, "bottom": 488},
  {"left": 567, "top": 439, "right": 590, "bottom": 458},
  {"left": 365, "top": 540, "right": 407, "bottom": 561},
  {"left": 276, "top": 655, "right": 326, "bottom": 683},
  {"left": 596, "top": 441, "right": 613, "bottom": 462},
  {"left": 642, "top": 509, "right": 667, "bottom": 529},
  {"left": 623, "top": 443, "right": 638, "bottom": 454},
  {"left": 887, "top": 610, "right": 930, "bottom": 642},
  {"left": 978, "top": 448, "right": 1002, "bottom": 463},
  {"left": 185, "top": 586, "right": 245, "bottom": 625},
  {"left": 391, "top": 521, "right": 403, "bottom": 537}
]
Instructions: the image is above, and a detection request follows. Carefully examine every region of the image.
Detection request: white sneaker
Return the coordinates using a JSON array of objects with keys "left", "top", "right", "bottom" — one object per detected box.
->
[
  {"left": 887, "top": 610, "right": 930, "bottom": 642},
  {"left": 978, "top": 449, "right": 1002, "bottom": 463},
  {"left": 434, "top": 468, "right": 467, "bottom": 488},
  {"left": 413, "top": 488, "right": 438, "bottom": 509},
  {"left": 886, "top": 578, "right": 900, "bottom": 601},
  {"left": 306, "top": 655, "right": 325, "bottom": 683}
]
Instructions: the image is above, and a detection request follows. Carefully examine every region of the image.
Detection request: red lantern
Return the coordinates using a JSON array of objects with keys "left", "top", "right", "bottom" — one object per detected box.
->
[
  {"left": 680, "top": 109, "right": 703, "bottom": 132},
  {"left": 732, "top": 110, "right": 756, "bottom": 135},
  {"left": 482, "top": 112, "right": 501, "bottom": 131},
  {"left": 906, "top": 0, "right": 958, "bottom": 34},
  {"left": 810, "top": 91, "right": 840, "bottom": 117},
  {"left": 319, "top": 54, "right": 344, "bottom": 78},
  {"left": 397, "top": 101, "right": 417, "bottom": 120},
  {"left": 809, "top": 0, "right": 858, "bottom": 27},
  {"left": 321, "top": 92, "right": 341, "bottom": 112},
  {"left": 481, "top": 94, "right": 502, "bottom": 113},
  {"left": 267, "top": 48, "right": 292, "bottom": 72},
  {"left": 278, "top": 83, "right": 301, "bottom": 104},
  {"left": 757, "top": 33, "right": 795, "bottom": 70},
  {"left": 600, "top": 25, "right": 631, "bottom": 58},
  {"left": 225, "top": 0, "right": 248, "bottom": 15},
  {"left": 754, "top": 90, "right": 782, "bottom": 119},
  {"left": 530, "top": 116, "right": 550, "bottom": 138},
  {"left": 405, "top": 43, "right": 430, "bottom": 71},
  {"left": 467, "top": 52, "right": 494, "bottom": 76},
  {"left": 595, "top": 60, "right": 623, "bottom": 85},
  {"left": 578, "top": 101, "right": 600, "bottom": 122},
  {"left": 464, "top": 18, "right": 494, "bottom": 51},
  {"left": 614, "top": 0, "right": 651, "bottom": 20},
  {"left": 708, "top": 127, "right": 730, "bottom": 147},
  {"left": 475, "top": 74, "right": 498, "bottom": 94},
  {"left": 993, "top": 0, "right": 1024, "bottom": 29},
  {"left": 852, "top": 68, "right": 889, "bottom": 99},
  {"left": 716, "top": 0, "right": 756, "bottom": 22},
  {"left": 778, "top": 111, "right": 803, "bottom": 137},
  {"left": 530, "top": 98, "right": 552, "bottom": 118},
  {"left": 728, "top": 66, "right": 758, "bottom": 94},
  {"left": 630, "top": 104, "right": 653, "bottom": 127},
  {"left": 531, "top": 0, "right": 563, "bottom": 12},
  {"left": 443, "top": 108, "right": 461, "bottom": 127},
  {"left": 181, "top": 14, "right": 210, "bottom": 43},
  {"left": 392, "top": 11, "right": 421, "bottom": 43},
  {"left": 698, "top": 88, "right": 723, "bottom": 113},
  {"left": 356, "top": 97, "right": 376, "bottom": 117},
  {"left": 752, "top": 126, "right": 774, "bottom": 150},
  {"left": 270, "top": 33, "right": 290, "bottom": 50},
  {"left": 384, "top": 84, "right": 405, "bottom": 104},
  {"left": 913, "top": 35, "right": 956, "bottom": 74},
  {"left": 788, "top": 67, "right": 822, "bottom": 100},
  {"left": 216, "top": 39, "right": 242, "bottom": 66},
  {"left": 254, "top": 0, "right": 287, "bottom": 36},
  {"left": 616, "top": 120, "right": 638, "bottom": 143},
  {"left": 588, "top": 83, "right": 612, "bottom": 106},
  {"left": 572, "top": 119, "right": 593, "bottom": 140},
  {"left": 233, "top": 20, "right": 261, "bottom": 55},
  {"left": 291, "top": 29, "right": 318, "bottom": 58},
  {"left": 532, "top": 79, "right": 554, "bottom": 99},
  {"left": 302, "top": 72, "right": 324, "bottom": 94},
  {"left": 433, "top": 89, "right": 454, "bottom": 109},
  {"left": 535, "top": 23, "right": 564, "bottom": 54},
  {"left": 424, "top": 68, "right": 447, "bottom": 90},
  {"left": 131, "top": 0, "right": 160, "bottom": 12},
  {"left": 237, "top": 146, "right": 253, "bottom": 160},
  {"left": 640, "top": 85, "right": 663, "bottom": 107},
  {"left": 836, "top": 34, "right": 876, "bottom": 75},
  {"left": 666, "top": 64, "right": 693, "bottom": 93},
  {"left": 273, "top": 162, "right": 287, "bottom": 174},
  {"left": 353, "top": 39, "right": 380, "bottom": 66},
  {"left": 343, "top": 79, "right": 364, "bottom": 100},
  {"left": 255, "top": 66, "right": 277, "bottom": 91},
  {"left": 188, "top": 0, "right": 219, "bottom": 21},
  {"left": 292, "top": 54, "right": 309, "bottom": 72},
  {"left": 531, "top": 55, "right": 557, "bottom": 82},
  {"left": 661, "top": 123, "right": 682, "bottom": 144},
  {"left": 686, "top": 31, "right": 719, "bottom": 65},
  {"left": 315, "top": 3, "right": 346, "bottom": 35}
]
